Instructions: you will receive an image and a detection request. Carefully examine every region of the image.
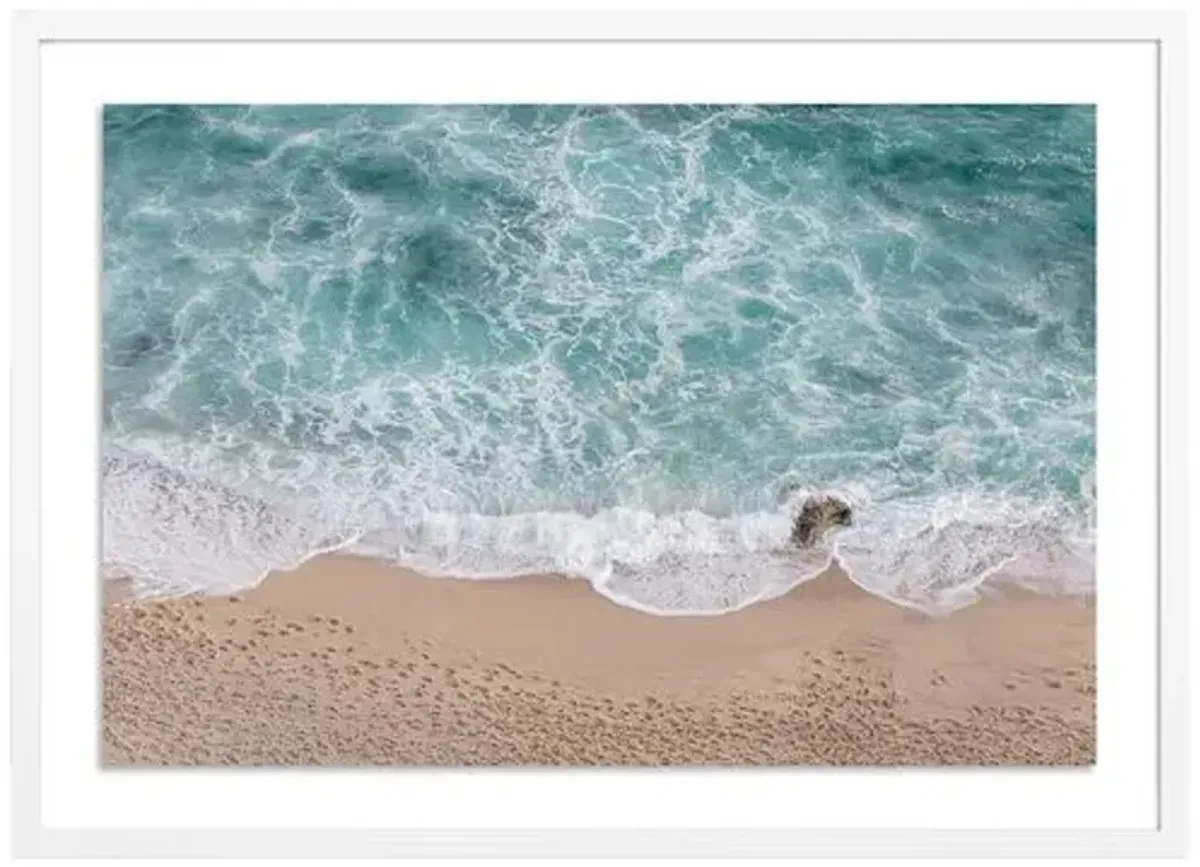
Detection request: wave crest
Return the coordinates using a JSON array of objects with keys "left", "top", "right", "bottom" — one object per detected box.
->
[{"left": 102, "top": 452, "right": 1092, "bottom": 615}]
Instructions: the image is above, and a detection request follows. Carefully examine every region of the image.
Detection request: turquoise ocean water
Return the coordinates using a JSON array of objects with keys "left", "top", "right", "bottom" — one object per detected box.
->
[{"left": 102, "top": 105, "right": 1095, "bottom": 614}]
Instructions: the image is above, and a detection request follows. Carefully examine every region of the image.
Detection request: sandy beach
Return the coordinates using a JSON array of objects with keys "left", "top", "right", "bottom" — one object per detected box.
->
[{"left": 102, "top": 557, "right": 1095, "bottom": 766}]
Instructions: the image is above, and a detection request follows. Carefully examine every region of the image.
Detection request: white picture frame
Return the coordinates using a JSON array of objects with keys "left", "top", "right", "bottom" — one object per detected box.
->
[{"left": 7, "top": 5, "right": 1189, "bottom": 859}]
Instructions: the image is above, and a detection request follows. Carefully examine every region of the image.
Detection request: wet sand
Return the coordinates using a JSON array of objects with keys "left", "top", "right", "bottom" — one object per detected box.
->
[{"left": 102, "top": 555, "right": 1095, "bottom": 766}]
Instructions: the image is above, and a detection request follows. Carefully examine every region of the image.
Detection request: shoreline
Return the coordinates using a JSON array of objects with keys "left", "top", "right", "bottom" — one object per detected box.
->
[
  {"left": 103, "top": 553, "right": 1095, "bottom": 766},
  {"left": 102, "top": 450, "right": 1096, "bottom": 612}
]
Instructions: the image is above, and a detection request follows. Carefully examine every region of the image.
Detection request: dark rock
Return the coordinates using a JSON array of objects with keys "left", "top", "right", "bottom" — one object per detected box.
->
[{"left": 790, "top": 494, "right": 853, "bottom": 548}]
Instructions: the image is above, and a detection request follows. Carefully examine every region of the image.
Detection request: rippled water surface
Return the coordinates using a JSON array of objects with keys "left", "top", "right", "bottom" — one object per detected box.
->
[{"left": 103, "top": 105, "right": 1095, "bottom": 612}]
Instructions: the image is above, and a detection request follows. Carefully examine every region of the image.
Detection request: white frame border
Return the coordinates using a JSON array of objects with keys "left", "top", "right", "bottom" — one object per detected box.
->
[{"left": 9, "top": 9, "right": 1189, "bottom": 859}]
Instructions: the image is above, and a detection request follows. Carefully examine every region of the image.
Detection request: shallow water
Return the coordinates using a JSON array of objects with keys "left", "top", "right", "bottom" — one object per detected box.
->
[{"left": 102, "top": 105, "right": 1095, "bottom": 613}]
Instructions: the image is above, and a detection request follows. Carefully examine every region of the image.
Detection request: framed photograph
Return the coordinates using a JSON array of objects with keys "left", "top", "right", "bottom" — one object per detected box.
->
[{"left": 8, "top": 5, "right": 1189, "bottom": 859}]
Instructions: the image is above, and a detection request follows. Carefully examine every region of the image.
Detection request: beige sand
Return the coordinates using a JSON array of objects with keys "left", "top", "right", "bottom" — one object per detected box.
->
[{"left": 102, "top": 556, "right": 1094, "bottom": 766}]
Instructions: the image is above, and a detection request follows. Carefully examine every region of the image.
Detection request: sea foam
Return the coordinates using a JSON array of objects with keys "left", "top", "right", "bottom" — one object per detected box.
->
[{"left": 102, "top": 105, "right": 1096, "bottom": 614}]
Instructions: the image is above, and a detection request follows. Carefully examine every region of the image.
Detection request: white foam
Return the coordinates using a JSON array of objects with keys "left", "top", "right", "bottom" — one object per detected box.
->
[
  {"left": 102, "top": 451, "right": 359, "bottom": 596},
  {"left": 833, "top": 491, "right": 1094, "bottom": 613},
  {"left": 102, "top": 450, "right": 1092, "bottom": 615},
  {"left": 347, "top": 501, "right": 834, "bottom": 615}
]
